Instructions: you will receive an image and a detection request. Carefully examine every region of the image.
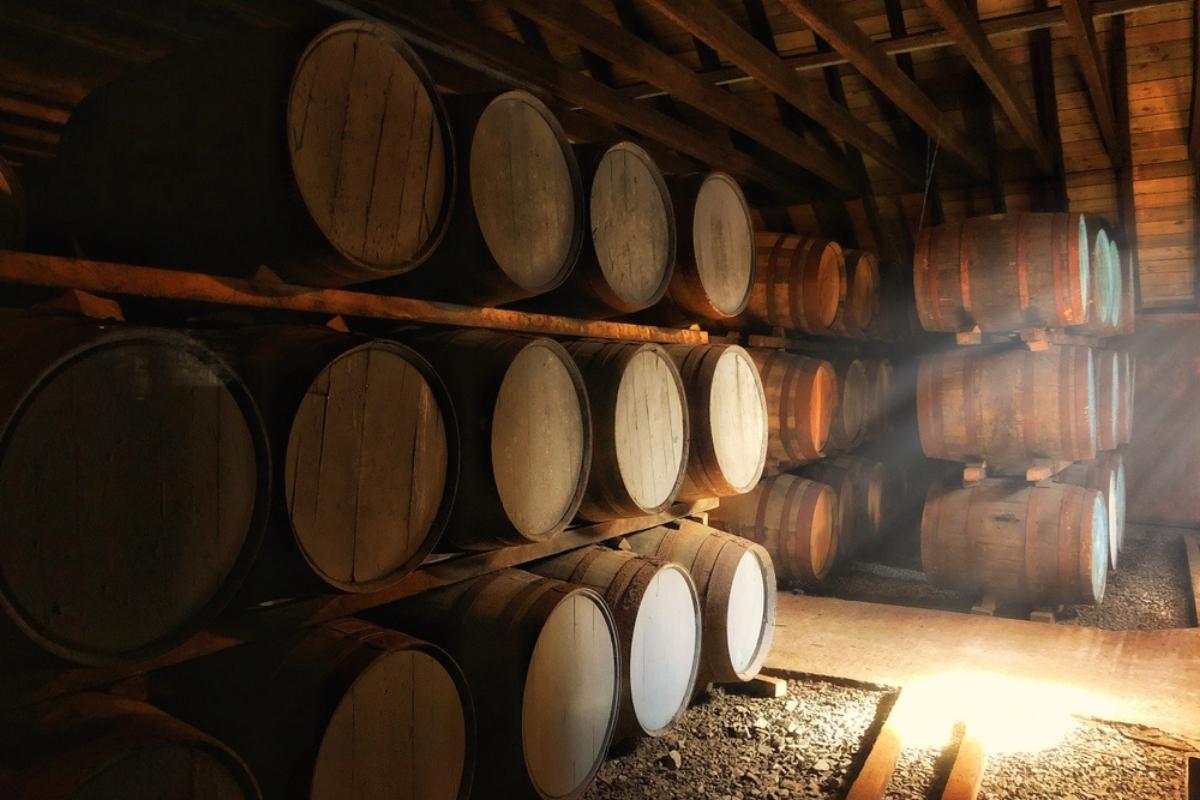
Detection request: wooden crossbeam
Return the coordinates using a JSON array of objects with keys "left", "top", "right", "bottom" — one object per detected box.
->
[
  {"left": 778, "top": 0, "right": 990, "bottom": 178},
  {"left": 501, "top": 0, "right": 856, "bottom": 193},
  {"left": 324, "top": 0, "right": 805, "bottom": 197},
  {"left": 618, "top": 0, "right": 1185, "bottom": 98},
  {"left": 1061, "top": 0, "right": 1123, "bottom": 165},
  {"left": 922, "top": 0, "right": 1055, "bottom": 174},
  {"left": 643, "top": 0, "right": 923, "bottom": 188}
]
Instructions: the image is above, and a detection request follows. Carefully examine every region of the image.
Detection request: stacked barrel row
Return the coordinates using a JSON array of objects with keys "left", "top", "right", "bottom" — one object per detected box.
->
[
  {"left": 914, "top": 212, "right": 1136, "bottom": 609},
  {"left": 30, "top": 20, "right": 769, "bottom": 330},
  {"left": 2, "top": 521, "right": 775, "bottom": 800}
]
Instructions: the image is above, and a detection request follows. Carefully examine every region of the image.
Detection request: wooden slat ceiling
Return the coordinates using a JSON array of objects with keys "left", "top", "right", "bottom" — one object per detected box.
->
[{"left": 0, "top": 0, "right": 1194, "bottom": 308}]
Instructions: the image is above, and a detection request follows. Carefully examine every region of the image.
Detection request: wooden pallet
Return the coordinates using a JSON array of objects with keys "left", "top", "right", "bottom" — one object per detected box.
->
[{"left": 0, "top": 498, "right": 717, "bottom": 710}]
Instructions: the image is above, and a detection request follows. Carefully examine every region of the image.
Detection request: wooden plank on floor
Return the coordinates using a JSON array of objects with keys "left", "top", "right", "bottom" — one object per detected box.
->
[
  {"left": 765, "top": 594, "right": 1200, "bottom": 740},
  {"left": 845, "top": 697, "right": 904, "bottom": 800},
  {"left": 942, "top": 727, "right": 986, "bottom": 800}
]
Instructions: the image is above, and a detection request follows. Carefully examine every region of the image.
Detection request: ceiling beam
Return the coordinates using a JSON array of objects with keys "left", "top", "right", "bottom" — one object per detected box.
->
[
  {"left": 644, "top": 0, "right": 924, "bottom": 188},
  {"left": 500, "top": 0, "right": 855, "bottom": 193},
  {"left": 922, "top": 0, "right": 1055, "bottom": 174},
  {"left": 777, "top": 0, "right": 989, "bottom": 178},
  {"left": 1060, "top": 0, "right": 1123, "bottom": 165},
  {"left": 618, "top": 0, "right": 1185, "bottom": 99},
  {"left": 322, "top": 0, "right": 807, "bottom": 198}
]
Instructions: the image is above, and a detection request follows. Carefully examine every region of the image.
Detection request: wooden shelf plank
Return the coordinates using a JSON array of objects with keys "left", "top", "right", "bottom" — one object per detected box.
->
[
  {"left": 0, "top": 250, "right": 707, "bottom": 345},
  {"left": 0, "top": 499, "right": 717, "bottom": 709}
]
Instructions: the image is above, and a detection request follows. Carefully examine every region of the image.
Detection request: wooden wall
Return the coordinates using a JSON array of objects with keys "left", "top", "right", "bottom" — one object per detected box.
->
[{"left": 1124, "top": 316, "right": 1200, "bottom": 527}]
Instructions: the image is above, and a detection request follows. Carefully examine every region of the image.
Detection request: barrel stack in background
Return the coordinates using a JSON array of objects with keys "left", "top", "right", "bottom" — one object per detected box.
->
[{"left": 913, "top": 211, "right": 1137, "bottom": 607}]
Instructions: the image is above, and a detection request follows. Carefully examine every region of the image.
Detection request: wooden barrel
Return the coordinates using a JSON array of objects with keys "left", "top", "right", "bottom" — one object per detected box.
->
[
  {"left": 834, "top": 249, "right": 880, "bottom": 337},
  {"left": 155, "top": 619, "right": 473, "bottom": 800},
  {"left": 406, "top": 331, "right": 590, "bottom": 550},
  {"left": 709, "top": 474, "right": 837, "bottom": 586},
  {"left": 1116, "top": 349, "right": 1134, "bottom": 445},
  {"left": 654, "top": 172, "right": 756, "bottom": 322},
  {"left": 526, "top": 141, "right": 675, "bottom": 317},
  {"left": 828, "top": 358, "right": 869, "bottom": 452},
  {"left": 917, "top": 344, "right": 1097, "bottom": 468},
  {"left": 795, "top": 462, "right": 860, "bottom": 560},
  {"left": 529, "top": 548, "right": 701, "bottom": 739},
  {"left": 1108, "top": 237, "right": 1125, "bottom": 330},
  {"left": 922, "top": 480, "right": 1108, "bottom": 605},
  {"left": 0, "top": 155, "right": 25, "bottom": 248},
  {"left": 0, "top": 694, "right": 259, "bottom": 800},
  {"left": 832, "top": 456, "right": 887, "bottom": 551},
  {"left": 1057, "top": 454, "right": 1123, "bottom": 570},
  {"left": 914, "top": 212, "right": 1090, "bottom": 332},
  {"left": 748, "top": 232, "right": 845, "bottom": 333},
  {"left": 226, "top": 327, "right": 456, "bottom": 593},
  {"left": 371, "top": 570, "right": 620, "bottom": 800},
  {"left": 400, "top": 90, "right": 584, "bottom": 305},
  {"left": 566, "top": 341, "right": 688, "bottom": 520},
  {"left": 1094, "top": 348, "right": 1120, "bottom": 451},
  {"left": 0, "top": 313, "right": 270, "bottom": 666},
  {"left": 54, "top": 21, "right": 453, "bottom": 286},
  {"left": 665, "top": 344, "right": 767, "bottom": 500},
  {"left": 1069, "top": 224, "right": 1117, "bottom": 334},
  {"left": 862, "top": 357, "right": 893, "bottom": 442},
  {"left": 749, "top": 349, "right": 836, "bottom": 467},
  {"left": 624, "top": 521, "right": 776, "bottom": 684},
  {"left": 1112, "top": 240, "right": 1136, "bottom": 336}
]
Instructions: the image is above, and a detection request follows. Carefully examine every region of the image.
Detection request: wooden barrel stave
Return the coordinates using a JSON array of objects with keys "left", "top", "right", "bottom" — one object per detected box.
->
[
  {"left": 370, "top": 570, "right": 620, "bottom": 800},
  {"left": 665, "top": 344, "right": 767, "bottom": 500},
  {"left": 522, "top": 141, "right": 676, "bottom": 318},
  {"left": 53, "top": 22, "right": 453, "bottom": 286},
  {"left": 529, "top": 547, "right": 702, "bottom": 739},
  {"left": 153, "top": 619, "right": 473, "bottom": 800},
  {"left": 0, "top": 693, "right": 260, "bottom": 800},
  {"left": 917, "top": 344, "right": 1097, "bottom": 469},
  {"left": 749, "top": 349, "right": 836, "bottom": 468},
  {"left": 748, "top": 232, "right": 845, "bottom": 334},
  {"left": 0, "top": 313, "right": 270, "bottom": 666},
  {"left": 709, "top": 474, "right": 837, "bottom": 586},
  {"left": 922, "top": 480, "right": 1108, "bottom": 605},
  {"left": 914, "top": 212, "right": 1090, "bottom": 332},
  {"left": 624, "top": 521, "right": 777, "bottom": 685},
  {"left": 215, "top": 326, "right": 457, "bottom": 595},
  {"left": 405, "top": 330, "right": 591, "bottom": 550},
  {"left": 566, "top": 341, "right": 688, "bottom": 520}
]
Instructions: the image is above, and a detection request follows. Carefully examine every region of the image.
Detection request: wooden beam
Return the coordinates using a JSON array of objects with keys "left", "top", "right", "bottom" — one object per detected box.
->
[
  {"left": 1061, "top": 0, "right": 1123, "bottom": 165},
  {"left": 1110, "top": 15, "right": 1142, "bottom": 309},
  {"left": 1030, "top": 0, "right": 1068, "bottom": 212},
  {"left": 331, "top": 0, "right": 805, "bottom": 198},
  {"left": 941, "top": 727, "right": 986, "bottom": 800},
  {"left": 1191, "top": 6, "right": 1200, "bottom": 162},
  {"left": 644, "top": 0, "right": 923, "bottom": 188},
  {"left": 0, "top": 498, "right": 718, "bottom": 710},
  {"left": 1185, "top": 533, "right": 1200, "bottom": 626},
  {"left": 845, "top": 698, "right": 904, "bottom": 800},
  {"left": 0, "top": 251, "right": 709, "bottom": 344},
  {"left": 619, "top": 0, "right": 1185, "bottom": 98},
  {"left": 922, "top": 0, "right": 1055, "bottom": 174},
  {"left": 778, "top": 0, "right": 989, "bottom": 178},
  {"left": 502, "top": 0, "right": 856, "bottom": 192}
]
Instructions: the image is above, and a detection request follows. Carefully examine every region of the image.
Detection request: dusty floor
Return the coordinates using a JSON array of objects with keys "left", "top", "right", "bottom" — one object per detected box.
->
[
  {"left": 815, "top": 524, "right": 1195, "bottom": 629},
  {"left": 585, "top": 680, "right": 1190, "bottom": 800}
]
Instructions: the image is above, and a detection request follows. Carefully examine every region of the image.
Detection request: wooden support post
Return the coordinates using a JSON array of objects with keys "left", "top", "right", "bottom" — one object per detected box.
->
[
  {"left": 1030, "top": 0, "right": 1068, "bottom": 212},
  {"left": 1184, "top": 533, "right": 1200, "bottom": 626},
  {"left": 962, "top": 462, "right": 988, "bottom": 484},
  {"left": 1109, "top": 14, "right": 1143, "bottom": 311},
  {"left": 724, "top": 675, "right": 789, "bottom": 699}
]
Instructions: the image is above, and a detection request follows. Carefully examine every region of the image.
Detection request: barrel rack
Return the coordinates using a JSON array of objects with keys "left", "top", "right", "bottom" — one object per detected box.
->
[{"left": 0, "top": 247, "right": 730, "bottom": 710}]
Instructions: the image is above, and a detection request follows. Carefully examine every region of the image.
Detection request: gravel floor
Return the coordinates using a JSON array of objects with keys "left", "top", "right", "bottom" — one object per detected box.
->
[
  {"left": 585, "top": 679, "right": 888, "bottom": 800},
  {"left": 585, "top": 681, "right": 1188, "bottom": 800},
  {"left": 1059, "top": 525, "right": 1195, "bottom": 630},
  {"left": 814, "top": 524, "right": 1194, "bottom": 630}
]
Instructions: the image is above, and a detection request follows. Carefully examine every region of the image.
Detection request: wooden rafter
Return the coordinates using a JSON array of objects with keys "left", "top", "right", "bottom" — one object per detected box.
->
[
  {"left": 1061, "top": 0, "right": 1123, "bottom": 165},
  {"left": 501, "top": 0, "right": 856, "bottom": 193},
  {"left": 644, "top": 0, "right": 923, "bottom": 188},
  {"left": 1029, "top": 0, "right": 1067, "bottom": 212},
  {"left": 334, "top": 0, "right": 807, "bottom": 197},
  {"left": 1109, "top": 15, "right": 1141, "bottom": 310},
  {"left": 922, "top": 0, "right": 1055, "bottom": 174},
  {"left": 777, "top": 0, "right": 990, "bottom": 179},
  {"left": 619, "top": 0, "right": 1185, "bottom": 99}
]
